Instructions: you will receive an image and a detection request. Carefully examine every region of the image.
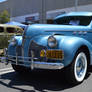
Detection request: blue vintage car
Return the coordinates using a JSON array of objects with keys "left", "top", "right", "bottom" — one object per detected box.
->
[{"left": 3, "top": 12, "right": 92, "bottom": 84}]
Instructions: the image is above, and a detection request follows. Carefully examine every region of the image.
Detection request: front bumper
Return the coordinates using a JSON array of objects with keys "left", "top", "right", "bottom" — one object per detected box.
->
[{"left": 1, "top": 48, "right": 64, "bottom": 70}]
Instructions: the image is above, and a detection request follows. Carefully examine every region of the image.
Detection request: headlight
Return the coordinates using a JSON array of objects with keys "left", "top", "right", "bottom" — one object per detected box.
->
[
  {"left": 9, "top": 37, "right": 17, "bottom": 46},
  {"left": 48, "top": 36, "right": 57, "bottom": 48}
]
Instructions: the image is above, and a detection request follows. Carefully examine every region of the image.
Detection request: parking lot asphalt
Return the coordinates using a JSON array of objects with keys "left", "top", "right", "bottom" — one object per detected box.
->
[
  {"left": 0, "top": 63, "right": 11, "bottom": 69},
  {"left": 0, "top": 66, "right": 92, "bottom": 92}
]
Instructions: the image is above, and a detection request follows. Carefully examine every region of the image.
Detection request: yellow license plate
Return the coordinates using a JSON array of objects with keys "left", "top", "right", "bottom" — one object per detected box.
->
[{"left": 40, "top": 50, "right": 64, "bottom": 60}]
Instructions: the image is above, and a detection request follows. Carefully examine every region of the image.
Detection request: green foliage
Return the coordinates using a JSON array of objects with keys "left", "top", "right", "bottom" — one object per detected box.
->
[{"left": 0, "top": 10, "right": 10, "bottom": 24}]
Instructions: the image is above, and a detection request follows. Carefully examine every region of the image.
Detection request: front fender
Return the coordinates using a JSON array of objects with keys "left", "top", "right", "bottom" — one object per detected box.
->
[
  {"left": 29, "top": 35, "right": 92, "bottom": 66},
  {"left": 59, "top": 36, "right": 92, "bottom": 66}
]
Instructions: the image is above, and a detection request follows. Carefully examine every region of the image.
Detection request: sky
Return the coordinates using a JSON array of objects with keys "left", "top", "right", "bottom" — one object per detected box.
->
[{"left": 0, "top": 0, "right": 7, "bottom": 3}]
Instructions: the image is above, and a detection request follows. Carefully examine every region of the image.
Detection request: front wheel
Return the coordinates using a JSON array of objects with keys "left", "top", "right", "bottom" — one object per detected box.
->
[{"left": 66, "top": 51, "right": 88, "bottom": 84}]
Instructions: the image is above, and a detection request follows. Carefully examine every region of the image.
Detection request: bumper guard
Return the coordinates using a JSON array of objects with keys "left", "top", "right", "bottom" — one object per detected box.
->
[{"left": 1, "top": 48, "right": 64, "bottom": 70}]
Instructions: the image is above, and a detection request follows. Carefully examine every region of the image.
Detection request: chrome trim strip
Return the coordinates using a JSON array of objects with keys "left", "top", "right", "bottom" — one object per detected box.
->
[
  {"left": 31, "top": 50, "right": 34, "bottom": 70},
  {"left": 45, "top": 30, "right": 92, "bottom": 32}
]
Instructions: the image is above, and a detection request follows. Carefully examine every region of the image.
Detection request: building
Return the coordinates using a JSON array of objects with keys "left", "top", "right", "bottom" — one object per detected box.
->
[{"left": 0, "top": 0, "right": 92, "bottom": 24}]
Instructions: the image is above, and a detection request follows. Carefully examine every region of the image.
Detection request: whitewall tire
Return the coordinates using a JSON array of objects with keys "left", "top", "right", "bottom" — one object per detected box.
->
[
  {"left": 65, "top": 51, "right": 88, "bottom": 84},
  {"left": 74, "top": 52, "right": 87, "bottom": 82}
]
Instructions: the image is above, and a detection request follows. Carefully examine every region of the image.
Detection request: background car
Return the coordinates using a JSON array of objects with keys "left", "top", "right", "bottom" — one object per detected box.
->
[{"left": 0, "top": 24, "right": 23, "bottom": 56}]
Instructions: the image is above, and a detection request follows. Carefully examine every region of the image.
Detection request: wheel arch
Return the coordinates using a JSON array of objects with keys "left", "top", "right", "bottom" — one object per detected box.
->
[
  {"left": 75, "top": 45, "right": 90, "bottom": 67},
  {"left": 64, "top": 45, "right": 90, "bottom": 84},
  {"left": 59, "top": 37, "right": 92, "bottom": 67}
]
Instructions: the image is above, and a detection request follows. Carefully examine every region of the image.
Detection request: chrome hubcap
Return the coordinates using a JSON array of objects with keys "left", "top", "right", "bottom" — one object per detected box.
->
[
  {"left": 74, "top": 52, "right": 87, "bottom": 82},
  {"left": 76, "top": 57, "right": 85, "bottom": 77}
]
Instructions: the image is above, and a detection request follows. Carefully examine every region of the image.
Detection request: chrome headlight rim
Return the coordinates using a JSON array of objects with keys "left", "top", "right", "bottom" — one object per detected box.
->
[{"left": 48, "top": 35, "right": 57, "bottom": 48}]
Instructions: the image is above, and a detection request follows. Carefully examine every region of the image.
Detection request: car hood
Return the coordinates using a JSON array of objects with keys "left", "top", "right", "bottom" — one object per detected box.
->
[{"left": 26, "top": 24, "right": 91, "bottom": 37}]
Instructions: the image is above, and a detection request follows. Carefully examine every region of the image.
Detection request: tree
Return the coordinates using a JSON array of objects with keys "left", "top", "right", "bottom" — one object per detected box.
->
[{"left": 0, "top": 10, "right": 10, "bottom": 24}]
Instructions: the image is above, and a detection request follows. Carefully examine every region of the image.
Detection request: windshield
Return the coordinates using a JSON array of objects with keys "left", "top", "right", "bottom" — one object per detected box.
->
[{"left": 54, "top": 16, "right": 92, "bottom": 26}]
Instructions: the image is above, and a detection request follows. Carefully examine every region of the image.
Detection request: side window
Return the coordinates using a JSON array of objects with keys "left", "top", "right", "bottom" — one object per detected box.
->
[
  {"left": 69, "top": 20, "right": 80, "bottom": 25},
  {"left": 7, "top": 27, "right": 16, "bottom": 33},
  {"left": 0, "top": 27, "right": 4, "bottom": 32}
]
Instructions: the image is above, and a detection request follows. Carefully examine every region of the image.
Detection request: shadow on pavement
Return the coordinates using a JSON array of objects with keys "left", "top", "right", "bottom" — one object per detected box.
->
[{"left": 0, "top": 69, "right": 92, "bottom": 92}]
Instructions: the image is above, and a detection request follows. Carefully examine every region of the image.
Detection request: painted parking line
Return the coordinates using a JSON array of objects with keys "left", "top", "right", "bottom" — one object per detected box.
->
[
  {"left": 0, "top": 67, "right": 13, "bottom": 72},
  {"left": 0, "top": 70, "right": 14, "bottom": 75}
]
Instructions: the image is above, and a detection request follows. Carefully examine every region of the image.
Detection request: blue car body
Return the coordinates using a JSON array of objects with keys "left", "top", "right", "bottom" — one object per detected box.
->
[{"left": 6, "top": 12, "right": 92, "bottom": 70}]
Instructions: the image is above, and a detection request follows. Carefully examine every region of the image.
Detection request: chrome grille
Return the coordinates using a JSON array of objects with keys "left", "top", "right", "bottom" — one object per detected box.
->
[
  {"left": 29, "top": 40, "right": 47, "bottom": 61},
  {"left": 16, "top": 46, "right": 22, "bottom": 56}
]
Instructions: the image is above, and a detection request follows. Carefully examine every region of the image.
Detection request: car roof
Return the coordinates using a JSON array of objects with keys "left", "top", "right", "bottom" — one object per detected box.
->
[
  {"left": 55, "top": 12, "right": 92, "bottom": 20},
  {"left": 0, "top": 24, "right": 22, "bottom": 29}
]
